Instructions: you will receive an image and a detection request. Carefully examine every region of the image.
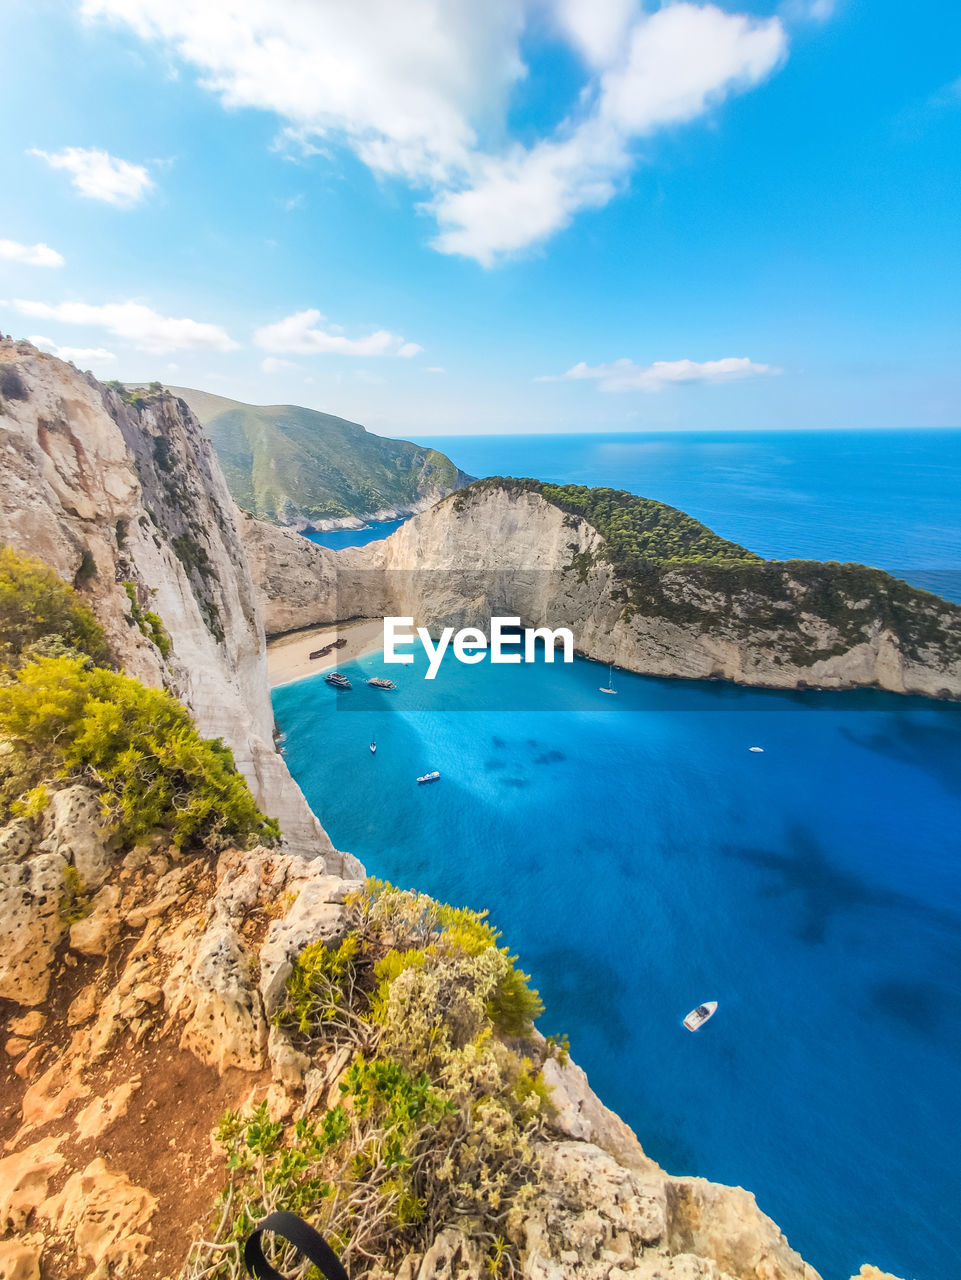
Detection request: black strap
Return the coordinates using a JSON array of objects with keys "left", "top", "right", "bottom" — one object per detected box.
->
[{"left": 244, "top": 1211, "right": 349, "bottom": 1280}]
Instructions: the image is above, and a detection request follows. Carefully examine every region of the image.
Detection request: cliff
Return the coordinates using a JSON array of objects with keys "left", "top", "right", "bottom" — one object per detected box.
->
[
  {"left": 244, "top": 479, "right": 961, "bottom": 698},
  {"left": 167, "top": 386, "right": 473, "bottom": 531},
  {"left": 0, "top": 341, "right": 356, "bottom": 868},
  {"left": 1, "top": 798, "right": 870, "bottom": 1280},
  {"left": 0, "top": 351, "right": 907, "bottom": 1280}
]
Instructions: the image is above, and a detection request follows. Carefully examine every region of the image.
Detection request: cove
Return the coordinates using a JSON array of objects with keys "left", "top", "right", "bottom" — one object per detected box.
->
[{"left": 272, "top": 647, "right": 961, "bottom": 1280}]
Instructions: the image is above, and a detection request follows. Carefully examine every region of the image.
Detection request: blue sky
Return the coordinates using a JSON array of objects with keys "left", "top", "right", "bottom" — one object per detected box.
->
[{"left": 1, "top": 0, "right": 960, "bottom": 436}]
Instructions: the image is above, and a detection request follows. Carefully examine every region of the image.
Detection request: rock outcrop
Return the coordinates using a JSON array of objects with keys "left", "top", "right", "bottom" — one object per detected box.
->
[
  {"left": 0, "top": 341, "right": 347, "bottom": 863},
  {"left": 243, "top": 481, "right": 961, "bottom": 698},
  {"left": 0, "top": 798, "right": 901, "bottom": 1280}
]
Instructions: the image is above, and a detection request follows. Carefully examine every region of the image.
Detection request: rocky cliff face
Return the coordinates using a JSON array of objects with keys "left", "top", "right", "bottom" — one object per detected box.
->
[
  {"left": 0, "top": 341, "right": 354, "bottom": 867},
  {"left": 1, "top": 797, "right": 889, "bottom": 1280},
  {"left": 244, "top": 482, "right": 961, "bottom": 698}
]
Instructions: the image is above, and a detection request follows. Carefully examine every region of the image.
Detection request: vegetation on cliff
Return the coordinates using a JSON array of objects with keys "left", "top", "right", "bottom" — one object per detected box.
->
[
  {"left": 0, "top": 545, "right": 110, "bottom": 669},
  {"left": 0, "top": 547, "right": 278, "bottom": 849},
  {"left": 189, "top": 880, "right": 556, "bottom": 1279},
  {"left": 454, "top": 478, "right": 760, "bottom": 568},
  {"left": 168, "top": 387, "right": 472, "bottom": 527},
  {"left": 455, "top": 479, "right": 961, "bottom": 670}
]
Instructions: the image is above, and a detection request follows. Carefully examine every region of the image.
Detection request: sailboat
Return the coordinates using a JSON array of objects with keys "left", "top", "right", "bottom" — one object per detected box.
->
[{"left": 599, "top": 663, "right": 617, "bottom": 695}]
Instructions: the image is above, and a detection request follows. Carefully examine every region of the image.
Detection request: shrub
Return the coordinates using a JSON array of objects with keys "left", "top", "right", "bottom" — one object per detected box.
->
[
  {"left": 122, "top": 580, "right": 172, "bottom": 658},
  {"left": 0, "top": 654, "right": 279, "bottom": 849},
  {"left": 0, "top": 546, "right": 109, "bottom": 669},
  {"left": 190, "top": 882, "right": 556, "bottom": 1279},
  {"left": 58, "top": 863, "right": 90, "bottom": 924}
]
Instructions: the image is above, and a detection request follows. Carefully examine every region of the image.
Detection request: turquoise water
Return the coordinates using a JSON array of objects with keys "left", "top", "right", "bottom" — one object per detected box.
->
[
  {"left": 274, "top": 655, "right": 961, "bottom": 1280},
  {"left": 274, "top": 429, "right": 961, "bottom": 1280},
  {"left": 304, "top": 516, "right": 409, "bottom": 550}
]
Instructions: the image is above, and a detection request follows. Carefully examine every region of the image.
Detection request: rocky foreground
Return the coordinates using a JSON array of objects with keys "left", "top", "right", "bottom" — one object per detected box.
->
[
  {"left": 0, "top": 791, "right": 899, "bottom": 1280},
  {"left": 0, "top": 344, "right": 908, "bottom": 1279}
]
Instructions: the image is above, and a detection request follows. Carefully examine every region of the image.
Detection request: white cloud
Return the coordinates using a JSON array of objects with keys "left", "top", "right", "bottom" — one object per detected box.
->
[
  {"left": 254, "top": 309, "right": 421, "bottom": 358},
  {"left": 426, "top": 366, "right": 446, "bottom": 374},
  {"left": 81, "top": 0, "right": 789, "bottom": 264},
  {"left": 0, "top": 239, "right": 65, "bottom": 268},
  {"left": 82, "top": 0, "right": 525, "bottom": 183},
  {"left": 29, "top": 334, "right": 117, "bottom": 364},
  {"left": 431, "top": 5, "right": 787, "bottom": 264},
  {"left": 29, "top": 147, "right": 154, "bottom": 207},
  {"left": 261, "top": 356, "right": 301, "bottom": 372},
  {"left": 551, "top": 356, "right": 781, "bottom": 392},
  {"left": 554, "top": 0, "right": 636, "bottom": 69},
  {"left": 13, "top": 300, "right": 237, "bottom": 354}
]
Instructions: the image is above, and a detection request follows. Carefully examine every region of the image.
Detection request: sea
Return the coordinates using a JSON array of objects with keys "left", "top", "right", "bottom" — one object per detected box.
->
[{"left": 280, "top": 429, "right": 961, "bottom": 1280}]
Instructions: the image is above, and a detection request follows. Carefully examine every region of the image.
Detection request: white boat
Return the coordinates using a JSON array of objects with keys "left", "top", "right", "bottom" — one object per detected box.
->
[
  {"left": 599, "top": 663, "right": 617, "bottom": 695},
  {"left": 417, "top": 770, "right": 440, "bottom": 785},
  {"left": 749, "top": 746, "right": 764, "bottom": 753},
  {"left": 369, "top": 742, "right": 376, "bottom": 754},
  {"left": 683, "top": 1001, "right": 717, "bottom": 1032}
]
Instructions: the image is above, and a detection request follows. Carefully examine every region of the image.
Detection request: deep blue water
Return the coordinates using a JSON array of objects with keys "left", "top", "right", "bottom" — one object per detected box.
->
[
  {"left": 274, "top": 429, "right": 961, "bottom": 1280},
  {"left": 304, "top": 516, "right": 409, "bottom": 550},
  {"left": 417, "top": 429, "right": 961, "bottom": 601}
]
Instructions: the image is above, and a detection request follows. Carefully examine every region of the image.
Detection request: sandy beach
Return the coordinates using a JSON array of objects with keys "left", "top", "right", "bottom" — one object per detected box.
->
[{"left": 266, "top": 617, "right": 385, "bottom": 688}]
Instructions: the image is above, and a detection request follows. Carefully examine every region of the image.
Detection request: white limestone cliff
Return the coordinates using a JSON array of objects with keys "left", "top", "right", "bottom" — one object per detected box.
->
[
  {"left": 243, "top": 483, "right": 961, "bottom": 699},
  {"left": 0, "top": 341, "right": 355, "bottom": 869}
]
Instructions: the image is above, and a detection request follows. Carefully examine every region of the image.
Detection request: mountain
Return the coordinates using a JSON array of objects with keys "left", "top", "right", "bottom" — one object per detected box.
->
[{"left": 164, "top": 386, "right": 473, "bottom": 530}]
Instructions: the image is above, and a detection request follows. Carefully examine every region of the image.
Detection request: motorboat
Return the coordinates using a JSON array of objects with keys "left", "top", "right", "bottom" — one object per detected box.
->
[
  {"left": 417, "top": 770, "right": 440, "bottom": 785},
  {"left": 370, "top": 742, "right": 377, "bottom": 754},
  {"left": 325, "top": 671, "right": 351, "bottom": 689},
  {"left": 366, "top": 677, "right": 397, "bottom": 690},
  {"left": 683, "top": 1001, "right": 717, "bottom": 1032}
]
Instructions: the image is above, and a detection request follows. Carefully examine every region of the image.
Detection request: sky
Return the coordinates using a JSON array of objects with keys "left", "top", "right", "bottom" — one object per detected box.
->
[{"left": 1, "top": 0, "right": 960, "bottom": 437}]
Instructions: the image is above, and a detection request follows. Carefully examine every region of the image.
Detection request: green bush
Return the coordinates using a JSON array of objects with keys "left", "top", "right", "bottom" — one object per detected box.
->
[
  {"left": 190, "top": 881, "right": 557, "bottom": 1279},
  {"left": 0, "top": 654, "right": 279, "bottom": 849},
  {"left": 0, "top": 545, "right": 109, "bottom": 669},
  {"left": 122, "top": 580, "right": 173, "bottom": 658},
  {"left": 59, "top": 863, "right": 90, "bottom": 925}
]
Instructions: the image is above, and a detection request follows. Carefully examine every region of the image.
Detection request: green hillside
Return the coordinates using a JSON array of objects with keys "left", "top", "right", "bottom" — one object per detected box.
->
[{"left": 166, "top": 387, "right": 472, "bottom": 527}]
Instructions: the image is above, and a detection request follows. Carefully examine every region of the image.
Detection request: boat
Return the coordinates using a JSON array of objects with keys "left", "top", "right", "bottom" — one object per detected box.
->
[
  {"left": 683, "top": 1001, "right": 718, "bottom": 1032},
  {"left": 370, "top": 742, "right": 377, "bottom": 754},
  {"left": 366, "top": 677, "right": 397, "bottom": 690},
  {"left": 599, "top": 663, "right": 617, "bottom": 695},
  {"left": 417, "top": 770, "right": 440, "bottom": 785},
  {"left": 749, "top": 746, "right": 764, "bottom": 753},
  {"left": 325, "top": 671, "right": 351, "bottom": 689}
]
